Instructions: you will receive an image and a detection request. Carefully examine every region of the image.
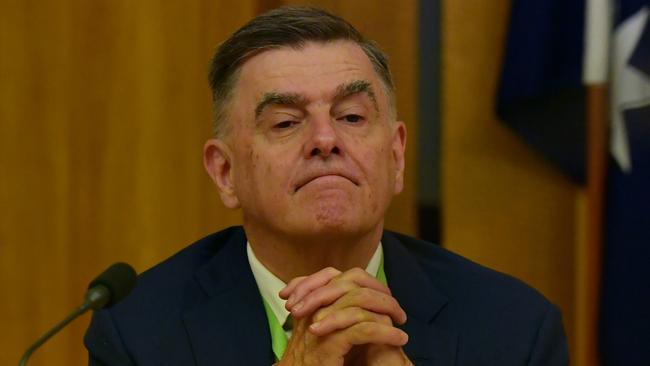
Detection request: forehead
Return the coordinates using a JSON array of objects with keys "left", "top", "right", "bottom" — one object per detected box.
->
[{"left": 234, "top": 41, "right": 383, "bottom": 103}]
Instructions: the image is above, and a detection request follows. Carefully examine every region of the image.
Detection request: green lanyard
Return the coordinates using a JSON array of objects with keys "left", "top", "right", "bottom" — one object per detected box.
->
[{"left": 263, "top": 256, "right": 388, "bottom": 361}]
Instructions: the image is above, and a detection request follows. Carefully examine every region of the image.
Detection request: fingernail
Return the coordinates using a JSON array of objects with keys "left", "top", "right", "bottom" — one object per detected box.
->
[
  {"left": 287, "top": 294, "right": 295, "bottom": 306},
  {"left": 309, "top": 321, "right": 321, "bottom": 330},
  {"left": 292, "top": 301, "right": 304, "bottom": 312}
]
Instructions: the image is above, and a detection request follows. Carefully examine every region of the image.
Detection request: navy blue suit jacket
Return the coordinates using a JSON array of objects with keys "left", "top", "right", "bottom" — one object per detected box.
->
[{"left": 85, "top": 226, "right": 568, "bottom": 365}]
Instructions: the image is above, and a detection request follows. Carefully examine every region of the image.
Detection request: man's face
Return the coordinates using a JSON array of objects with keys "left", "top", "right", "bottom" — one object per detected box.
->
[{"left": 205, "top": 40, "right": 406, "bottom": 240}]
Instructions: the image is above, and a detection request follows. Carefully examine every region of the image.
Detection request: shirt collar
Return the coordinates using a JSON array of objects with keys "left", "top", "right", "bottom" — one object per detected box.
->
[{"left": 246, "top": 242, "right": 384, "bottom": 327}]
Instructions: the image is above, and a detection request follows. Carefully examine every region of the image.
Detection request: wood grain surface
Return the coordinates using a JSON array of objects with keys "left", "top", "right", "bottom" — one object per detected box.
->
[
  {"left": 0, "top": 1, "right": 417, "bottom": 364},
  {"left": 441, "top": 0, "right": 580, "bottom": 360}
]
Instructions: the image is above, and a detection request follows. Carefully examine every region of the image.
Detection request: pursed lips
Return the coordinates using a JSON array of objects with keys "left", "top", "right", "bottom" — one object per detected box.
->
[{"left": 293, "top": 171, "right": 360, "bottom": 192}]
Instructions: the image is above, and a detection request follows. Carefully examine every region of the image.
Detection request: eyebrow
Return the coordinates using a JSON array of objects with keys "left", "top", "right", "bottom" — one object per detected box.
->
[
  {"left": 254, "top": 92, "right": 307, "bottom": 118},
  {"left": 334, "top": 80, "right": 379, "bottom": 112},
  {"left": 254, "top": 79, "right": 379, "bottom": 118}
]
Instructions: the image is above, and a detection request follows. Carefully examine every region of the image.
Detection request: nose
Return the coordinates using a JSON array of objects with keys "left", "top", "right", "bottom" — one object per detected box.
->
[{"left": 303, "top": 116, "right": 341, "bottom": 158}]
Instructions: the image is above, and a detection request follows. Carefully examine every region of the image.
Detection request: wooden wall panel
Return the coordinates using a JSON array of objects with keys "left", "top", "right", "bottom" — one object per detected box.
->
[
  {"left": 441, "top": 0, "right": 579, "bottom": 357},
  {"left": 0, "top": 1, "right": 417, "bottom": 364},
  {"left": 0, "top": 1, "right": 255, "bottom": 364}
]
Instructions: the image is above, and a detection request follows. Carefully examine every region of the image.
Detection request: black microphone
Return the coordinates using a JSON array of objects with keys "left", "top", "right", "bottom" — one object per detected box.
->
[{"left": 18, "top": 262, "right": 137, "bottom": 366}]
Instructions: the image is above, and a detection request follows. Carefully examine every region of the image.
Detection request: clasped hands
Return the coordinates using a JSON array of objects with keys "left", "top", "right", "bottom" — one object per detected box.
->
[{"left": 277, "top": 267, "right": 413, "bottom": 366}]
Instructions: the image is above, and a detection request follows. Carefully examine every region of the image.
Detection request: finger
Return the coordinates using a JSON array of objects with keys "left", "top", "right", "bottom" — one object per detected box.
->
[
  {"left": 308, "top": 307, "right": 392, "bottom": 336},
  {"left": 281, "top": 312, "right": 408, "bottom": 365},
  {"left": 290, "top": 268, "right": 392, "bottom": 317},
  {"left": 331, "top": 322, "right": 409, "bottom": 348},
  {"left": 282, "top": 267, "right": 341, "bottom": 309},
  {"left": 333, "top": 267, "right": 392, "bottom": 296},
  {"left": 290, "top": 278, "right": 355, "bottom": 318},
  {"left": 364, "top": 345, "right": 414, "bottom": 365},
  {"left": 279, "top": 276, "right": 307, "bottom": 299},
  {"left": 295, "top": 287, "right": 407, "bottom": 325}
]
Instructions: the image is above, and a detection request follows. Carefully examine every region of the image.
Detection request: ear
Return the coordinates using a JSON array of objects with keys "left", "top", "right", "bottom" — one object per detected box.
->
[
  {"left": 203, "top": 138, "right": 241, "bottom": 209},
  {"left": 391, "top": 121, "right": 407, "bottom": 194}
]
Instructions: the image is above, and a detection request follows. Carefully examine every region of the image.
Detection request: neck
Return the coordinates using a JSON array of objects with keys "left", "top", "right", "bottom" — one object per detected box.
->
[{"left": 244, "top": 223, "right": 383, "bottom": 283}]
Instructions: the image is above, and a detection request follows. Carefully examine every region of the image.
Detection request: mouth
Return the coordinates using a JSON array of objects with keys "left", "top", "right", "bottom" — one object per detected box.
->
[{"left": 294, "top": 173, "right": 359, "bottom": 192}]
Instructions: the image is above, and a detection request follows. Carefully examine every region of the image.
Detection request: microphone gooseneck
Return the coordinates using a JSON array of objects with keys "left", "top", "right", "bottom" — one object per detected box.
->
[{"left": 18, "top": 262, "right": 137, "bottom": 366}]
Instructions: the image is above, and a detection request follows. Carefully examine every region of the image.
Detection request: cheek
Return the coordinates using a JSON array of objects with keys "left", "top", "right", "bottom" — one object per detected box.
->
[
  {"left": 246, "top": 149, "right": 269, "bottom": 185},
  {"left": 232, "top": 146, "right": 259, "bottom": 196},
  {"left": 364, "top": 144, "right": 393, "bottom": 180},
  {"left": 248, "top": 147, "right": 292, "bottom": 196},
  {"left": 361, "top": 144, "right": 397, "bottom": 202}
]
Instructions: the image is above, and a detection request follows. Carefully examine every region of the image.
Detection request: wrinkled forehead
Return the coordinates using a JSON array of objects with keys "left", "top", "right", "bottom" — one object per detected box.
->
[{"left": 234, "top": 40, "right": 387, "bottom": 105}]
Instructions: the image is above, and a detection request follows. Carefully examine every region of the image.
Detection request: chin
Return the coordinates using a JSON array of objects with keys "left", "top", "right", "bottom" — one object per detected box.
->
[
  {"left": 292, "top": 210, "right": 375, "bottom": 239},
  {"left": 295, "top": 223, "right": 365, "bottom": 241},
  {"left": 312, "top": 198, "right": 357, "bottom": 225},
  {"left": 282, "top": 195, "right": 382, "bottom": 238}
]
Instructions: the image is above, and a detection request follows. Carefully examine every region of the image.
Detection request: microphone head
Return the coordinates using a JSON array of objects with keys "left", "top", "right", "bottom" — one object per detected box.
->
[{"left": 88, "top": 262, "right": 137, "bottom": 308}]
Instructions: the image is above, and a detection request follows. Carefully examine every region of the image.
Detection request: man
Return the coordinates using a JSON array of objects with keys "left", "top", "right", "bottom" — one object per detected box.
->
[{"left": 85, "top": 6, "right": 568, "bottom": 365}]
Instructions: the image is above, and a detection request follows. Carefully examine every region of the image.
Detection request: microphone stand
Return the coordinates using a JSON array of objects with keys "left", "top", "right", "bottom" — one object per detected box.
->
[{"left": 18, "top": 285, "right": 109, "bottom": 366}]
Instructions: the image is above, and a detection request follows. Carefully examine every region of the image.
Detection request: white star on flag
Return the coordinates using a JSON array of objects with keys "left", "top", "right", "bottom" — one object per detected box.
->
[{"left": 611, "top": 6, "right": 650, "bottom": 173}]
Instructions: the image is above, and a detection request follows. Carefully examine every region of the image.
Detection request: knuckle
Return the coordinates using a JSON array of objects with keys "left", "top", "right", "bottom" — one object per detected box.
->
[
  {"left": 378, "top": 314, "right": 392, "bottom": 325},
  {"left": 349, "top": 267, "right": 367, "bottom": 278},
  {"left": 388, "top": 296, "right": 401, "bottom": 310},
  {"left": 331, "top": 277, "right": 356, "bottom": 293},
  {"left": 324, "top": 267, "right": 340, "bottom": 276},
  {"left": 289, "top": 276, "right": 306, "bottom": 288},
  {"left": 353, "top": 287, "right": 372, "bottom": 302},
  {"left": 356, "top": 322, "right": 375, "bottom": 338},
  {"left": 353, "top": 308, "right": 367, "bottom": 323},
  {"left": 313, "top": 308, "right": 329, "bottom": 323},
  {"left": 289, "top": 276, "right": 305, "bottom": 285},
  {"left": 291, "top": 284, "right": 306, "bottom": 295}
]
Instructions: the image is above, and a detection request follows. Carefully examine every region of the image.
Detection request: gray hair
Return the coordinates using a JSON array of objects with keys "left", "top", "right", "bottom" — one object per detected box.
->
[{"left": 208, "top": 6, "right": 396, "bottom": 137}]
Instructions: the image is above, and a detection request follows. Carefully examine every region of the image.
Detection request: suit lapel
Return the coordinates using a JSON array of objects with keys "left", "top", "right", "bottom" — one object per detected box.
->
[
  {"left": 382, "top": 232, "right": 458, "bottom": 365},
  {"left": 182, "top": 229, "right": 274, "bottom": 366}
]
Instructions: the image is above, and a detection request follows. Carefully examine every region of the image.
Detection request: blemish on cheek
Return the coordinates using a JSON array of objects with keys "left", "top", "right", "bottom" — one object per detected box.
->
[
  {"left": 365, "top": 191, "right": 377, "bottom": 212},
  {"left": 248, "top": 149, "right": 259, "bottom": 168}
]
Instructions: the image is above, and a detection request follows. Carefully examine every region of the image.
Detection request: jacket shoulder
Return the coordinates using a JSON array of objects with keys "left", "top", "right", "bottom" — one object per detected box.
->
[
  {"left": 386, "top": 232, "right": 568, "bottom": 364},
  {"left": 387, "top": 232, "right": 568, "bottom": 364},
  {"left": 84, "top": 226, "right": 247, "bottom": 365},
  {"left": 387, "top": 231, "right": 551, "bottom": 308}
]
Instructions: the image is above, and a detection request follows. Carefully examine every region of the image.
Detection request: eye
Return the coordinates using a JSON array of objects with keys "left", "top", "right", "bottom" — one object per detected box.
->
[
  {"left": 273, "top": 120, "right": 297, "bottom": 129},
  {"left": 341, "top": 114, "right": 364, "bottom": 123}
]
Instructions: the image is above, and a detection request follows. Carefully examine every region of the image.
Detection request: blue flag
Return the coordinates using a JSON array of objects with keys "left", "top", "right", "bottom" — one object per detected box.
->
[
  {"left": 499, "top": 1, "right": 650, "bottom": 363},
  {"left": 600, "top": 2, "right": 650, "bottom": 365},
  {"left": 497, "top": 0, "right": 587, "bottom": 183}
]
